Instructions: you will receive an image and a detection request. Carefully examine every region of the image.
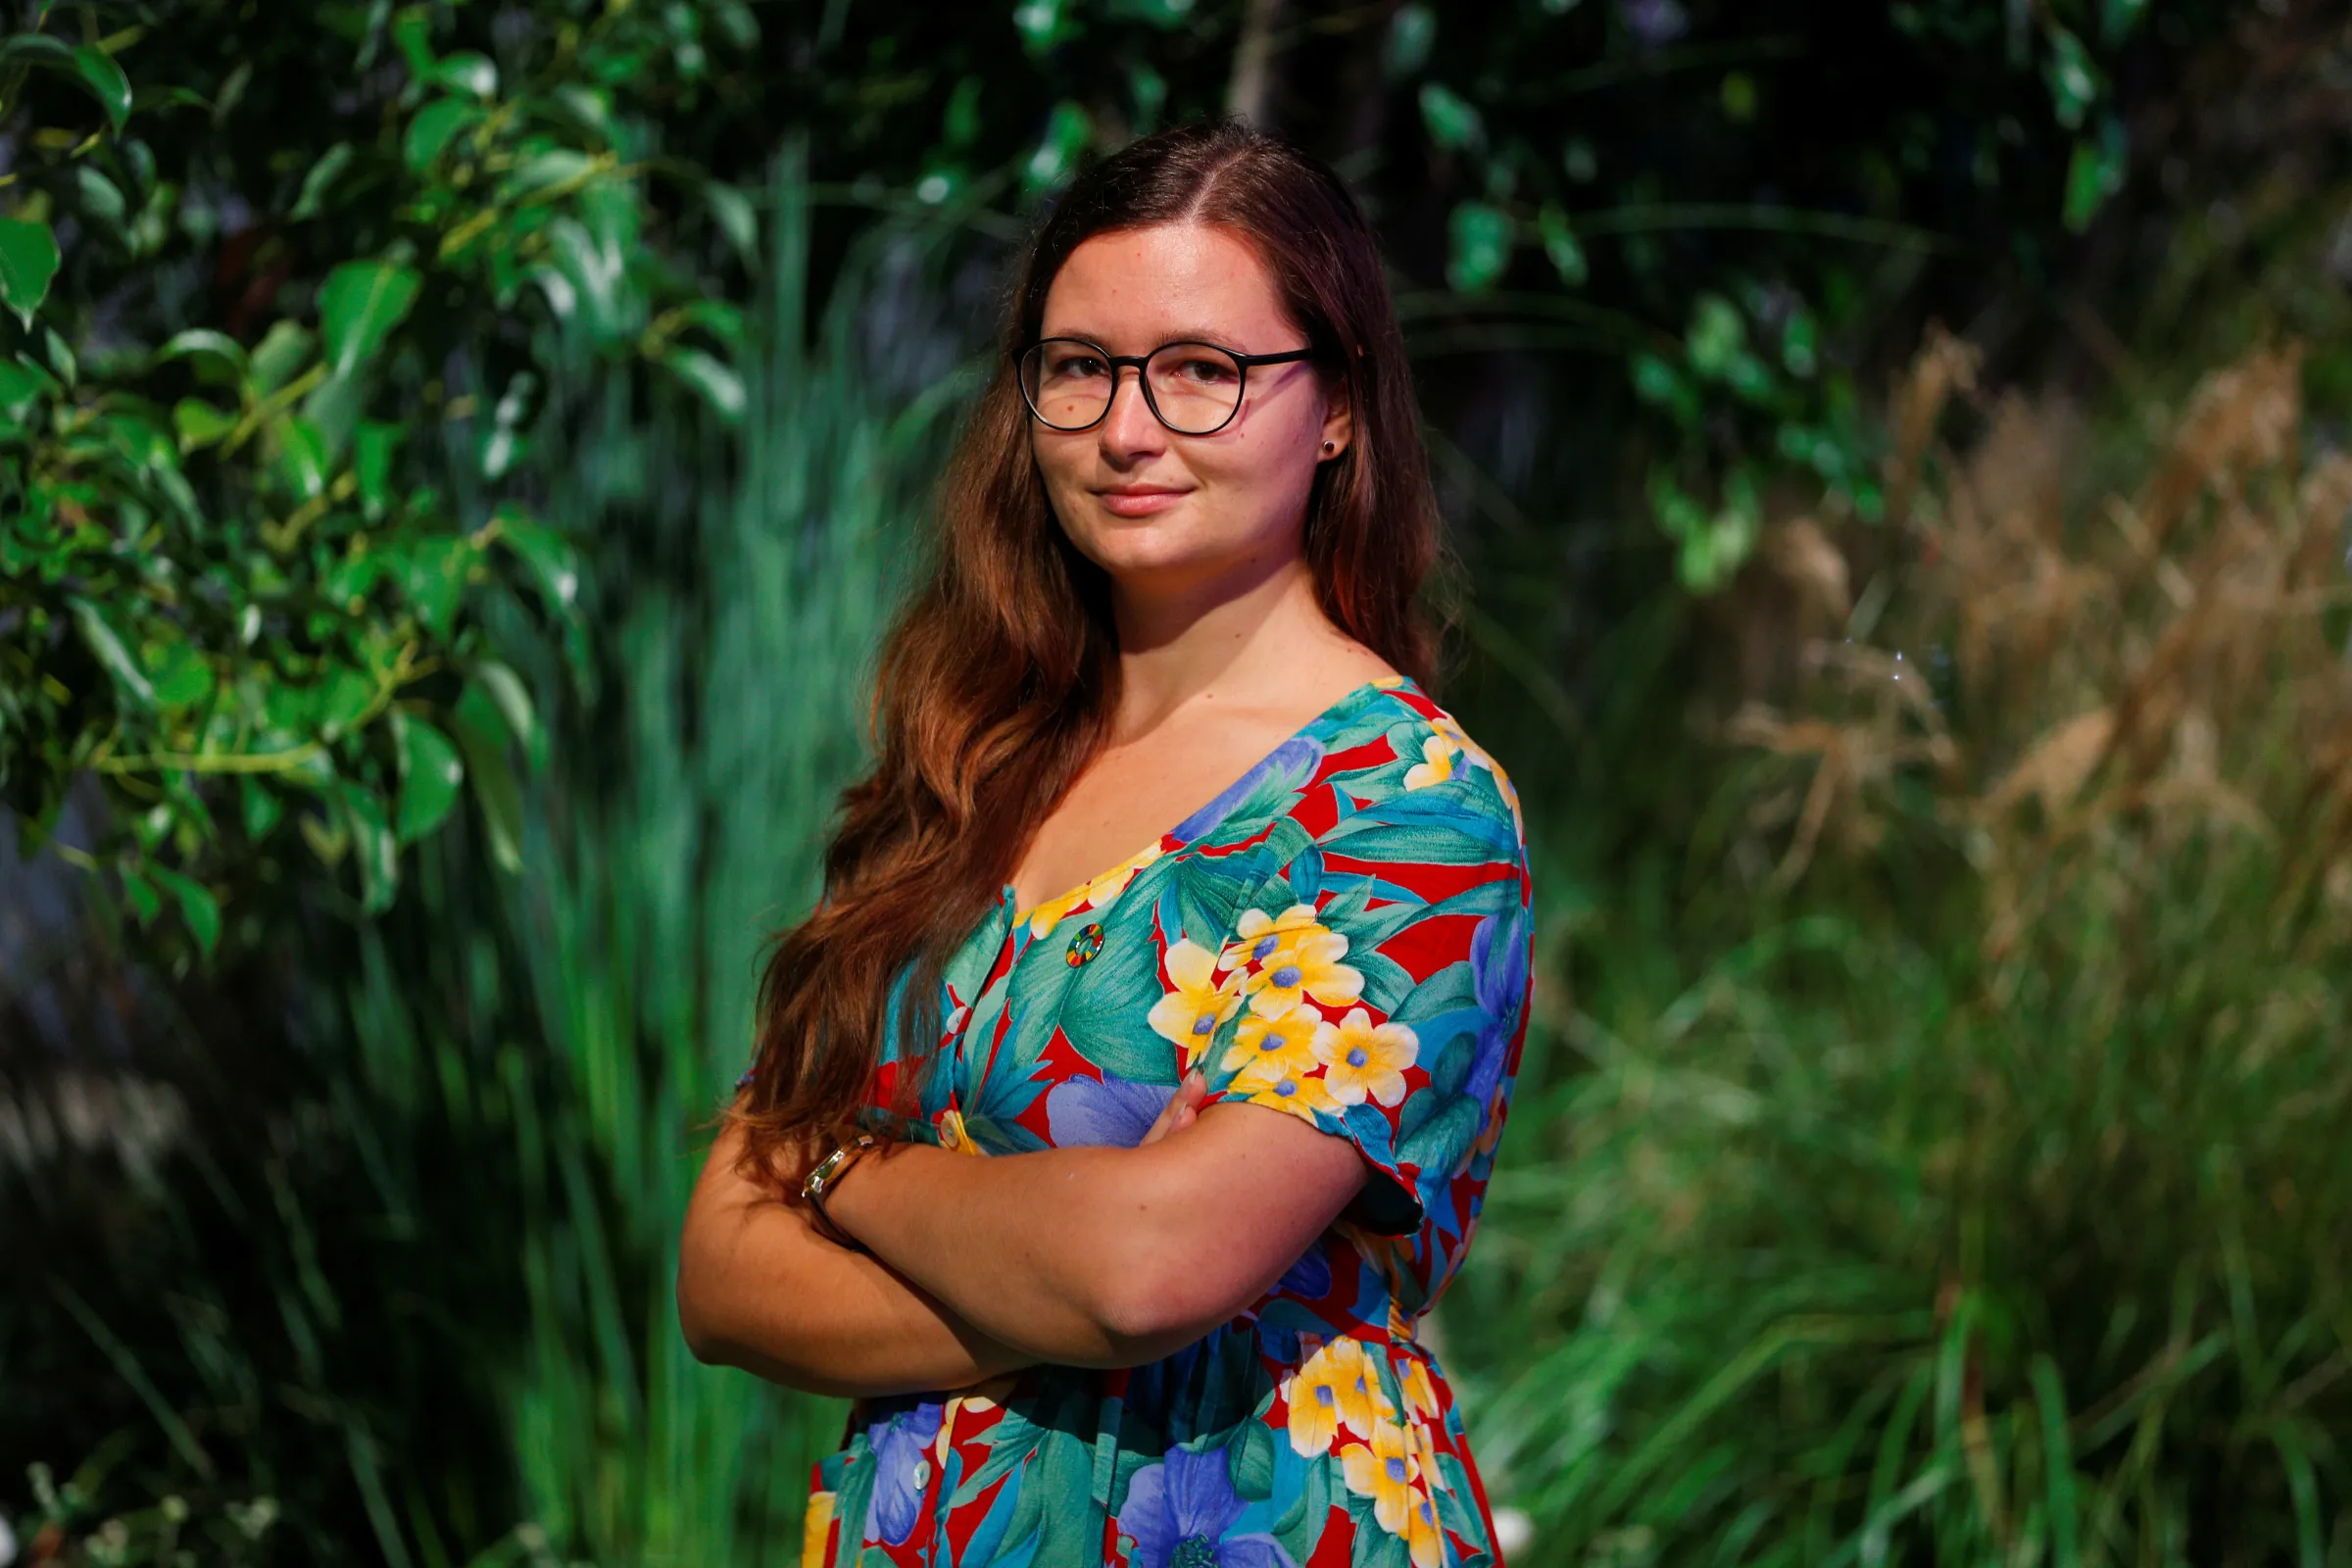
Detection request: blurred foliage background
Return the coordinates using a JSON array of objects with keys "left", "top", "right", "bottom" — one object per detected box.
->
[{"left": 3, "top": 0, "right": 2349, "bottom": 1563}]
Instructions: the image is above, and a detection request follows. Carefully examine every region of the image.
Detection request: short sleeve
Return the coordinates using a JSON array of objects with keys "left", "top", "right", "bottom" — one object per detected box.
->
[{"left": 1187, "top": 762, "right": 1534, "bottom": 1237}]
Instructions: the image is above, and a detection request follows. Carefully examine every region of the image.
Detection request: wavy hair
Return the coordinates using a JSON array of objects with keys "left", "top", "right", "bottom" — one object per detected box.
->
[{"left": 730, "top": 119, "right": 1450, "bottom": 1191}]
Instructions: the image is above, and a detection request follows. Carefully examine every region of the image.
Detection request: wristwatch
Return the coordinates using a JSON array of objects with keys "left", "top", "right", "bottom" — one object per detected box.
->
[{"left": 801, "top": 1134, "right": 876, "bottom": 1251}]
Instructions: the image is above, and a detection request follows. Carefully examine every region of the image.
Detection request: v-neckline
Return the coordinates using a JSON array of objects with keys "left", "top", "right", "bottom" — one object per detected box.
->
[{"left": 999, "top": 674, "right": 1415, "bottom": 926}]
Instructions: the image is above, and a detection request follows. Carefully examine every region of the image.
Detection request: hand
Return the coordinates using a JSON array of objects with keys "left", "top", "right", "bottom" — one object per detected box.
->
[{"left": 1141, "top": 1069, "right": 1207, "bottom": 1146}]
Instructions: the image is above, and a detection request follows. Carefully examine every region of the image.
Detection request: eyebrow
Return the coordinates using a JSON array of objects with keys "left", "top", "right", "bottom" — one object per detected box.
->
[{"left": 1041, "top": 326, "right": 1250, "bottom": 348}]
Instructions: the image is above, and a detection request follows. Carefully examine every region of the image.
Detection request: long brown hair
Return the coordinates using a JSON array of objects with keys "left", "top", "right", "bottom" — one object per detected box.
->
[{"left": 730, "top": 119, "right": 1451, "bottom": 1191}]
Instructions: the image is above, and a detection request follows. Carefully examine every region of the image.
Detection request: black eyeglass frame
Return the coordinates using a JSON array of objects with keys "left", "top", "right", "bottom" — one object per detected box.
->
[{"left": 1014, "top": 336, "right": 1318, "bottom": 437}]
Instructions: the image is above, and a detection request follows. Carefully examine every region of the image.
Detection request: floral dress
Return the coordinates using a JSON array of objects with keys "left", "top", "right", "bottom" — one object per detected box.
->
[{"left": 802, "top": 673, "right": 1535, "bottom": 1568}]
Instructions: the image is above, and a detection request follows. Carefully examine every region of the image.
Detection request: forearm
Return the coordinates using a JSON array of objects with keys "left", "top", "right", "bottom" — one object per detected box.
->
[
  {"left": 677, "top": 1127, "right": 1038, "bottom": 1399},
  {"left": 682, "top": 1225, "right": 1033, "bottom": 1398},
  {"left": 825, "top": 1141, "right": 1183, "bottom": 1367},
  {"left": 824, "top": 1120, "right": 1340, "bottom": 1369}
]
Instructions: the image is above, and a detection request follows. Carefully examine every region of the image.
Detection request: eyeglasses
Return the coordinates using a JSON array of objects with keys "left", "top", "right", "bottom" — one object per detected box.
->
[{"left": 1015, "top": 336, "right": 1316, "bottom": 437}]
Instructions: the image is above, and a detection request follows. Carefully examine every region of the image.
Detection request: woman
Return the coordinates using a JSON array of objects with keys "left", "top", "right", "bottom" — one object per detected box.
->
[{"left": 678, "top": 120, "right": 1534, "bottom": 1568}]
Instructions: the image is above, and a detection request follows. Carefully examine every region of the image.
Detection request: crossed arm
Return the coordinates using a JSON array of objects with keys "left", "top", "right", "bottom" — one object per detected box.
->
[{"left": 675, "top": 1073, "right": 1369, "bottom": 1399}]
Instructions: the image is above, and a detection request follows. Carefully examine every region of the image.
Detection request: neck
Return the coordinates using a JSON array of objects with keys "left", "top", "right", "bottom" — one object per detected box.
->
[{"left": 1103, "top": 548, "right": 1343, "bottom": 738}]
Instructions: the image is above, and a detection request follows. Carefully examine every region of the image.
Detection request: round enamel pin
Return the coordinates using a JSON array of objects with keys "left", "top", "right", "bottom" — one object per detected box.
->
[{"left": 1065, "top": 922, "right": 1105, "bottom": 967}]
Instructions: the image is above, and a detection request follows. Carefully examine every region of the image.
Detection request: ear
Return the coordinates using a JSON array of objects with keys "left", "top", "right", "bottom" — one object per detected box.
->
[{"left": 1317, "top": 378, "right": 1354, "bottom": 463}]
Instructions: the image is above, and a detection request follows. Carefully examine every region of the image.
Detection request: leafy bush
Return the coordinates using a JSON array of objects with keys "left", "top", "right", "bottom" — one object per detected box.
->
[
  {"left": 0, "top": 0, "right": 759, "bottom": 954},
  {"left": 1454, "top": 340, "right": 2352, "bottom": 1561}
]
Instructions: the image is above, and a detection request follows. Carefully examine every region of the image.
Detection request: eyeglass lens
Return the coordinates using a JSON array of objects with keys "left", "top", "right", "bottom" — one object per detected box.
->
[{"left": 1019, "top": 341, "right": 1249, "bottom": 435}]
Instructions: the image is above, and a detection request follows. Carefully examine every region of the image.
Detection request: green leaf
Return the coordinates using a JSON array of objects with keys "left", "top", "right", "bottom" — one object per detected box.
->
[
  {"left": 1687, "top": 293, "right": 1747, "bottom": 379},
  {"left": 492, "top": 505, "right": 581, "bottom": 614},
  {"left": 147, "top": 864, "right": 221, "bottom": 956},
  {"left": 404, "top": 97, "right": 482, "bottom": 172},
  {"left": 2042, "top": 24, "right": 2098, "bottom": 130},
  {"left": 70, "top": 598, "right": 156, "bottom": 707},
  {"left": 154, "top": 328, "right": 248, "bottom": 387},
  {"left": 1445, "top": 201, "right": 1512, "bottom": 294},
  {"left": 661, "top": 346, "right": 745, "bottom": 423},
  {"left": 0, "top": 356, "right": 50, "bottom": 422},
  {"left": 1012, "top": 0, "right": 1073, "bottom": 55},
  {"left": 316, "top": 662, "right": 376, "bottom": 741},
  {"left": 355, "top": 420, "right": 403, "bottom": 520},
  {"left": 391, "top": 534, "right": 471, "bottom": 637},
  {"left": 1782, "top": 309, "right": 1819, "bottom": 377},
  {"left": 470, "top": 661, "right": 538, "bottom": 757},
  {"left": 173, "top": 397, "right": 236, "bottom": 451},
  {"left": 273, "top": 415, "right": 328, "bottom": 501},
  {"left": 147, "top": 641, "right": 214, "bottom": 708},
  {"left": 41, "top": 326, "right": 75, "bottom": 389},
  {"left": 0, "top": 218, "right": 62, "bottom": 327},
  {"left": 394, "top": 713, "right": 466, "bottom": 844},
  {"left": 241, "top": 776, "right": 283, "bottom": 840},
  {"left": 292, "top": 142, "right": 354, "bottom": 220},
  {"left": 318, "top": 260, "right": 421, "bottom": 376},
  {"left": 1022, "top": 100, "right": 1092, "bottom": 195},
  {"left": 74, "top": 166, "right": 127, "bottom": 229},
  {"left": 427, "top": 51, "right": 497, "bottom": 99},
  {"left": 70, "top": 43, "right": 134, "bottom": 130},
  {"left": 700, "top": 179, "right": 759, "bottom": 266},
  {"left": 449, "top": 689, "right": 524, "bottom": 874},
  {"left": 340, "top": 782, "right": 400, "bottom": 913},
  {"left": 2061, "top": 117, "right": 2128, "bottom": 233},
  {"left": 392, "top": 8, "right": 437, "bottom": 76},
  {"left": 1537, "top": 202, "right": 1587, "bottom": 286},
  {"left": 120, "top": 865, "right": 162, "bottom": 924},
  {"left": 248, "top": 320, "right": 313, "bottom": 396},
  {"left": 0, "top": 36, "right": 132, "bottom": 131},
  {"left": 1385, "top": 5, "right": 1436, "bottom": 79},
  {"left": 499, "top": 148, "right": 596, "bottom": 204},
  {"left": 1418, "top": 81, "right": 1483, "bottom": 151}
]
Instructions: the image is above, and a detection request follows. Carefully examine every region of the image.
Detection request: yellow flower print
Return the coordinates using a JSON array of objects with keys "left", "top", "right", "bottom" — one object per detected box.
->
[
  {"left": 1314, "top": 1006, "right": 1418, "bottom": 1107},
  {"left": 1400, "top": 1356, "right": 1442, "bottom": 1421},
  {"left": 1217, "top": 902, "right": 1328, "bottom": 972},
  {"left": 936, "top": 1108, "right": 983, "bottom": 1156},
  {"left": 1402, "top": 732, "right": 1457, "bottom": 790},
  {"left": 1221, "top": 1004, "right": 1322, "bottom": 1090},
  {"left": 1023, "top": 840, "right": 1164, "bottom": 937},
  {"left": 800, "top": 1490, "right": 835, "bottom": 1568},
  {"left": 1283, "top": 1337, "right": 1395, "bottom": 1457},
  {"left": 1243, "top": 1054, "right": 1343, "bottom": 1123},
  {"left": 1146, "top": 938, "right": 1245, "bottom": 1071},
  {"left": 1338, "top": 1415, "right": 1420, "bottom": 1536},
  {"left": 1400, "top": 1425, "right": 1445, "bottom": 1568},
  {"left": 1230, "top": 910, "right": 1362, "bottom": 1020}
]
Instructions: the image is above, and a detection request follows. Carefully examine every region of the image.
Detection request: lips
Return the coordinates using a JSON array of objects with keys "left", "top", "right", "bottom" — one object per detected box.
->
[{"left": 1094, "top": 485, "right": 1190, "bottom": 516}]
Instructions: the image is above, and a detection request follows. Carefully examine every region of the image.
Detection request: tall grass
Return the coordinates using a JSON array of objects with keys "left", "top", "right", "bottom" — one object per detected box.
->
[
  {"left": 1451, "top": 337, "right": 2352, "bottom": 1562},
  {"left": 350, "top": 150, "right": 975, "bottom": 1562},
  {"left": 3, "top": 149, "right": 971, "bottom": 1564}
]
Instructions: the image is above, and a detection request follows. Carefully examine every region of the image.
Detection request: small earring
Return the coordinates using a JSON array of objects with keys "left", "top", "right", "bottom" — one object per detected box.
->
[{"left": 1321, "top": 440, "right": 1337, "bottom": 455}]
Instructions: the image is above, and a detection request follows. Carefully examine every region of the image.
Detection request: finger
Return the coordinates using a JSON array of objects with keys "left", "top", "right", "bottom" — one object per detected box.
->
[{"left": 1140, "top": 1094, "right": 1184, "bottom": 1146}]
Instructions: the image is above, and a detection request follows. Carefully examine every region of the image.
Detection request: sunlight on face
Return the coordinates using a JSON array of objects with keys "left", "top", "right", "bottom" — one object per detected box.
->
[{"left": 1031, "top": 222, "right": 1347, "bottom": 591}]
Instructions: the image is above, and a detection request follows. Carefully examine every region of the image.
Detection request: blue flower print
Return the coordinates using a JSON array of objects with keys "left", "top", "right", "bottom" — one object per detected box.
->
[
  {"left": 863, "top": 1396, "right": 946, "bottom": 1546},
  {"left": 1046, "top": 1072, "right": 1168, "bottom": 1148},
  {"left": 1119, "top": 1448, "right": 1297, "bottom": 1568},
  {"left": 1463, "top": 906, "right": 1531, "bottom": 1115}
]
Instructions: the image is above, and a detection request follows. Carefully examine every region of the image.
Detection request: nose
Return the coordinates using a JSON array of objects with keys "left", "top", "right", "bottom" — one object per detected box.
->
[{"left": 1097, "top": 362, "right": 1166, "bottom": 463}]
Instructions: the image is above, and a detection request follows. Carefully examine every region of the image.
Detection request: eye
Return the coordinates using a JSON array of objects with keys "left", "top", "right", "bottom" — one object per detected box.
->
[
  {"left": 1168, "top": 354, "right": 1240, "bottom": 385},
  {"left": 1045, "top": 348, "right": 1108, "bottom": 379}
]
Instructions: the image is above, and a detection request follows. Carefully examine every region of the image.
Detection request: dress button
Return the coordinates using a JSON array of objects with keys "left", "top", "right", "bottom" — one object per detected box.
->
[{"left": 1065, "top": 922, "right": 1105, "bottom": 967}]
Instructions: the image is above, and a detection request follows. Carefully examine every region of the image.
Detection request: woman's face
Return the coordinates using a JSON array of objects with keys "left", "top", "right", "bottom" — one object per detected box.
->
[{"left": 1029, "top": 222, "right": 1348, "bottom": 590}]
